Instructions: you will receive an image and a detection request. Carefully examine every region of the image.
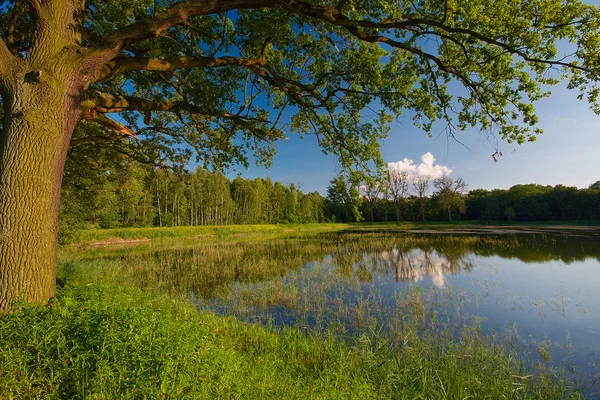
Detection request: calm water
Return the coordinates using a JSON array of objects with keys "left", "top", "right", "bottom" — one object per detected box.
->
[{"left": 134, "top": 232, "right": 600, "bottom": 393}]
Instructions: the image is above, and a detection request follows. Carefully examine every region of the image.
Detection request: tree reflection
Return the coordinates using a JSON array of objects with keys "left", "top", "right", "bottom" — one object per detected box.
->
[{"left": 366, "top": 246, "right": 474, "bottom": 288}]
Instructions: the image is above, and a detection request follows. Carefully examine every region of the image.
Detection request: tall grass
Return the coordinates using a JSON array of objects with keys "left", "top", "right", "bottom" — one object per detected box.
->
[{"left": 0, "top": 283, "right": 584, "bottom": 399}]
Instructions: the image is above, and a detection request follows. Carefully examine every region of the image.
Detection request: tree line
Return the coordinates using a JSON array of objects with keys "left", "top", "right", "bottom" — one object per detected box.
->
[
  {"left": 466, "top": 183, "right": 600, "bottom": 222},
  {"left": 324, "top": 174, "right": 600, "bottom": 223},
  {"left": 61, "top": 153, "right": 600, "bottom": 228},
  {"left": 61, "top": 148, "right": 599, "bottom": 229},
  {"left": 60, "top": 154, "right": 324, "bottom": 230}
]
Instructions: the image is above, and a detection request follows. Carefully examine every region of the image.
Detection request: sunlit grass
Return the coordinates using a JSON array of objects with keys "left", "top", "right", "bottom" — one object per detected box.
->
[{"left": 0, "top": 282, "right": 584, "bottom": 399}]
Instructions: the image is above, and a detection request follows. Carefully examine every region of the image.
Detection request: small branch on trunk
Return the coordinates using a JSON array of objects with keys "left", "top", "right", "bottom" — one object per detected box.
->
[{"left": 84, "top": 110, "right": 140, "bottom": 140}]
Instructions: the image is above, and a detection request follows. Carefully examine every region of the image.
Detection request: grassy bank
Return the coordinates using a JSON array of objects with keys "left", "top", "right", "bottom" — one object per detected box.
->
[
  {"left": 70, "top": 223, "right": 347, "bottom": 244},
  {"left": 0, "top": 281, "right": 582, "bottom": 399},
  {"left": 67, "top": 221, "right": 600, "bottom": 247}
]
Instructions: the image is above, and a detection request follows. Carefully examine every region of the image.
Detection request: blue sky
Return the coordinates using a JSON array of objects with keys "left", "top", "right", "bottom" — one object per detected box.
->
[
  {"left": 225, "top": 81, "right": 600, "bottom": 195},
  {"left": 97, "top": 3, "right": 600, "bottom": 196},
  {"left": 176, "top": 5, "right": 600, "bottom": 196}
]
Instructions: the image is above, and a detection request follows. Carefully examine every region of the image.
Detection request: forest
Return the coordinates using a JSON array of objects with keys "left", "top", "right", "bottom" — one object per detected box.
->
[
  {"left": 60, "top": 147, "right": 600, "bottom": 230},
  {"left": 352, "top": 181, "right": 600, "bottom": 223},
  {"left": 60, "top": 152, "right": 324, "bottom": 230}
]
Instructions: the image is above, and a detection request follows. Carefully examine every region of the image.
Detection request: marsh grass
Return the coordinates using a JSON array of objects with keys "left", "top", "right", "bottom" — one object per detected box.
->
[
  {"left": 1, "top": 229, "right": 596, "bottom": 398},
  {"left": 0, "top": 283, "right": 585, "bottom": 399},
  {"left": 71, "top": 223, "right": 346, "bottom": 245}
]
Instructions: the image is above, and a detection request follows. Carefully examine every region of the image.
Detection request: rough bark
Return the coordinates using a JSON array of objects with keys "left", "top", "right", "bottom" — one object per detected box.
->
[
  {"left": 0, "top": 1, "right": 87, "bottom": 310},
  {"left": 0, "top": 78, "right": 80, "bottom": 309}
]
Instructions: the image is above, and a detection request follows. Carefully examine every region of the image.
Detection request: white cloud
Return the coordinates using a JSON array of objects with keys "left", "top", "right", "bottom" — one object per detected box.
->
[{"left": 387, "top": 152, "right": 451, "bottom": 179}]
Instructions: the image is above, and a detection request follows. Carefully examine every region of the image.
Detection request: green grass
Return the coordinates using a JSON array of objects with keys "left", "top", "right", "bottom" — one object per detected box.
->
[
  {"left": 59, "top": 223, "right": 350, "bottom": 261},
  {"left": 72, "top": 223, "right": 346, "bottom": 244},
  {"left": 68, "top": 221, "right": 600, "bottom": 247},
  {"left": 0, "top": 282, "right": 584, "bottom": 399}
]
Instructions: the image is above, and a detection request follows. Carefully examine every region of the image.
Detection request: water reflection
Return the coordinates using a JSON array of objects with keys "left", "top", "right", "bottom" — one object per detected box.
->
[
  {"left": 191, "top": 233, "right": 600, "bottom": 393},
  {"left": 375, "top": 247, "right": 474, "bottom": 288}
]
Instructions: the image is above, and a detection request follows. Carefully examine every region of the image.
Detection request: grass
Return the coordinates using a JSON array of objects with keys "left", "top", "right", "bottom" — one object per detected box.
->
[
  {"left": 71, "top": 223, "right": 347, "bottom": 244},
  {"left": 66, "top": 221, "right": 600, "bottom": 247},
  {"left": 1, "top": 228, "right": 595, "bottom": 398},
  {"left": 0, "top": 283, "right": 584, "bottom": 399}
]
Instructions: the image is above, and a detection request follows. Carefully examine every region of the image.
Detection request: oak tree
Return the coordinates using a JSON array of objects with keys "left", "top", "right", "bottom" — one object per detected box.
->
[{"left": 0, "top": 0, "right": 599, "bottom": 309}]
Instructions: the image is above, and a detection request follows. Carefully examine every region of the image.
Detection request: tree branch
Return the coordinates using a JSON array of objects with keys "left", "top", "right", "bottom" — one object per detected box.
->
[
  {"left": 84, "top": 90, "right": 284, "bottom": 143},
  {"left": 84, "top": 111, "right": 140, "bottom": 140},
  {"left": 90, "top": 0, "right": 276, "bottom": 61},
  {"left": 86, "top": 90, "right": 263, "bottom": 120},
  {"left": 276, "top": 0, "right": 592, "bottom": 73},
  {"left": 96, "top": 55, "right": 266, "bottom": 82}
]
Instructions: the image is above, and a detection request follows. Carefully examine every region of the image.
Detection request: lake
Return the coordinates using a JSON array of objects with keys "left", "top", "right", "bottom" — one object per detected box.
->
[{"left": 98, "top": 230, "right": 600, "bottom": 396}]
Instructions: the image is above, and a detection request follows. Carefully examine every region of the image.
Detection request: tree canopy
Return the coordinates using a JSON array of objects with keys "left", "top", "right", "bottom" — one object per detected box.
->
[{"left": 2, "top": 0, "right": 598, "bottom": 172}]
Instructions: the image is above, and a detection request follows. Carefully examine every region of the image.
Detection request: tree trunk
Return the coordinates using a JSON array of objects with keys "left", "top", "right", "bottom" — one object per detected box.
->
[
  {"left": 156, "top": 182, "right": 162, "bottom": 227},
  {"left": 0, "top": 83, "right": 78, "bottom": 309},
  {"left": 0, "top": 0, "right": 111, "bottom": 310}
]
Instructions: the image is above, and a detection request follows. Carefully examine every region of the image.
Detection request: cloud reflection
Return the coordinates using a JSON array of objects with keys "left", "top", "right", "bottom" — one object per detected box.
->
[{"left": 365, "top": 247, "right": 474, "bottom": 288}]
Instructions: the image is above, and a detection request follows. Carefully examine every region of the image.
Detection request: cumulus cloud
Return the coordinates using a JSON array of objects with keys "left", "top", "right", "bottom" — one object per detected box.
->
[{"left": 387, "top": 152, "right": 451, "bottom": 180}]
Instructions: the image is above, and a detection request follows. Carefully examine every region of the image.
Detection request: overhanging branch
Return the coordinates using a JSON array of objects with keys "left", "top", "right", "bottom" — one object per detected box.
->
[
  {"left": 89, "top": 0, "right": 276, "bottom": 61},
  {"left": 86, "top": 90, "right": 266, "bottom": 123},
  {"left": 276, "top": 0, "right": 592, "bottom": 73},
  {"left": 96, "top": 55, "right": 266, "bottom": 82},
  {"left": 84, "top": 90, "right": 284, "bottom": 143}
]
